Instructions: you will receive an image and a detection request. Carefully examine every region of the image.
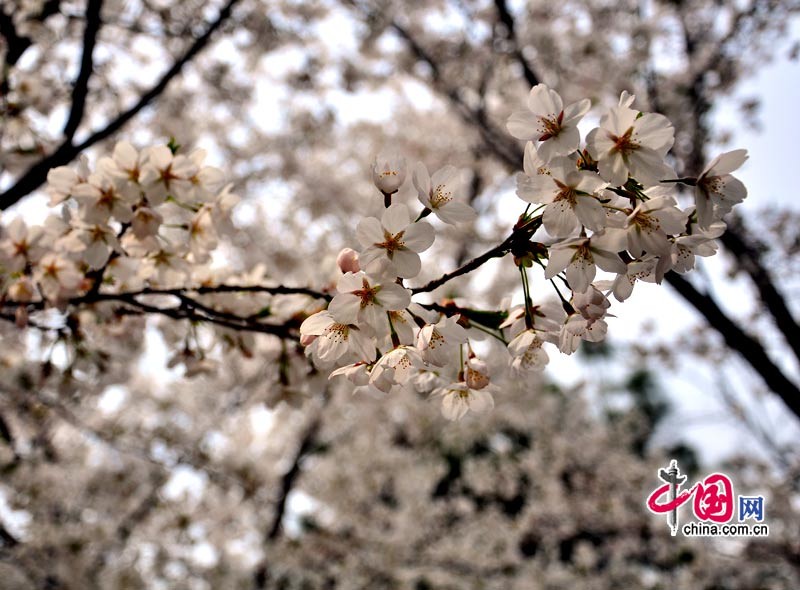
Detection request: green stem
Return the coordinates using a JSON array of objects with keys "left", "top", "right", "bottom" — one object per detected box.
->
[
  {"left": 519, "top": 265, "right": 533, "bottom": 330},
  {"left": 469, "top": 322, "right": 508, "bottom": 345}
]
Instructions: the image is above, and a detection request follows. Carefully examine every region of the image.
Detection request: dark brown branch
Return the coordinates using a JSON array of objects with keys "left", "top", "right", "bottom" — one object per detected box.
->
[
  {"left": 0, "top": 0, "right": 241, "bottom": 211},
  {"left": 493, "top": 0, "right": 540, "bottom": 88},
  {"left": 665, "top": 271, "right": 800, "bottom": 420},
  {"left": 62, "top": 0, "right": 103, "bottom": 140},
  {"left": 265, "top": 406, "right": 325, "bottom": 541},
  {"left": 0, "top": 9, "right": 31, "bottom": 67},
  {"left": 1, "top": 282, "right": 330, "bottom": 338},
  {"left": 0, "top": 522, "right": 19, "bottom": 548},
  {"left": 719, "top": 216, "right": 800, "bottom": 364},
  {"left": 412, "top": 234, "right": 515, "bottom": 295},
  {"left": 412, "top": 217, "right": 542, "bottom": 295}
]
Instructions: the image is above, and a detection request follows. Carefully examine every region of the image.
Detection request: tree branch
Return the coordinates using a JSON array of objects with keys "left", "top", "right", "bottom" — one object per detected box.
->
[
  {"left": 665, "top": 271, "right": 800, "bottom": 420},
  {"left": 719, "top": 216, "right": 800, "bottom": 364},
  {"left": 0, "top": 0, "right": 241, "bottom": 211},
  {"left": 389, "top": 20, "right": 523, "bottom": 170},
  {"left": 493, "top": 0, "right": 540, "bottom": 88},
  {"left": 254, "top": 392, "right": 329, "bottom": 589},
  {"left": 62, "top": 0, "right": 104, "bottom": 141},
  {"left": 412, "top": 234, "right": 515, "bottom": 295},
  {"left": 1, "top": 282, "right": 330, "bottom": 338}
]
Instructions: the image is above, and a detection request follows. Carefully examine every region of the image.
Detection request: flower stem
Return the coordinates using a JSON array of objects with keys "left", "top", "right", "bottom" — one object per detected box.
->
[
  {"left": 519, "top": 265, "right": 533, "bottom": 330},
  {"left": 387, "top": 312, "right": 400, "bottom": 348}
]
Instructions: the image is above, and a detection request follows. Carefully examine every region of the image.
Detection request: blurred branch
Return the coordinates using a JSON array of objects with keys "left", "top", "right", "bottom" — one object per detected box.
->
[
  {"left": 665, "top": 271, "right": 800, "bottom": 420},
  {"left": 493, "top": 0, "right": 540, "bottom": 88},
  {"left": 254, "top": 391, "right": 330, "bottom": 589},
  {"left": 62, "top": 0, "right": 104, "bottom": 141},
  {"left": 388, "top": 19, "right": 523, "bottom": 169},
  {"left": 0, "top": 522, "right": 19, "bottom": 548},
  {"left": 0, "top": 0, "right": 241, "bottom": 211}
]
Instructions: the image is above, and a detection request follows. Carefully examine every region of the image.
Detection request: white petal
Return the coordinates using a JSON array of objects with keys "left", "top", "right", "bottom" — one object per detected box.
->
[
  {"left": 402, "top": 221, "right": 435, "bottom": 252},
  {"left": 544, "top": 246, "right": 576, "bottom": 279},
  {"left": 506, "top": 110, "right": 540, "bottom": 141},
  {"left": 412, "top": 161, "right": 432, "bottom": 203},
  {"left": 391, "top": 249, "right": 422, "bottom": 278},
  {"left": 356, "top": 217, "right": 384, "bottom": 247},
  {"left": 328, "top": 293, "right": 361, "bottom": 325},
  {"left": 382, "top": 203, "right": 411, "bottom": 235},
  {"left": 543, "top": 200, "right": 579, "bottom": 237},
  {"left": 436, "top": 202, "right": 477, "bottom": 225},
  {"left": 378, "top": 283, "right": 411, "bottom": 310}
]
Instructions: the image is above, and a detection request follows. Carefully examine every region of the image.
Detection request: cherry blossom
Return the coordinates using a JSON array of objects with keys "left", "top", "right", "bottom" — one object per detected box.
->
[
  {"left": 517, "top": 156, "right": 608, "bottom": 236},
  {"left": 372, "top": 151, "right": 407, "bottom": 195},
  {"left": 33, "top": 253, "right": 82, "bottom": 301},
  {"left": 336, "top": 248, "right": 360, "bottom": 274},
  {"left": 300, "top": 311, "right": 376, "bottom": 364},
  {"left": 327, "top": 271, "right": 411, "bottom": 332},
  {"left": 695, "top": 149, "right": 749, "bottom": 229},
  {"left": 586, "top": 96, "right": 675, "bottom": 186},
  {"left": 506, "top": 84, "right": 591, "bottom": 162},
  {"left": 416, "top": 314, "right": 469, "bottom": 367},
  {"left": 545, "top": 230, "right": 628, "bottom": 294},
  {"left": 624, "top": 194, "right": 688, "bottom": 257},
  {"left": 435, "top": 381, "right": 495, "bottom": 421},
  {"left": 356, "top": 203, "right": 435, "bottom": 278},
  {"left": 412, "top": 163, "right": 477, "bottom": 225},
  {"left": 369, "top": 345, "right": 423, "bottom": 393},
  {"left": 507, "top": 329, "right": 550, "bottom": 372}
]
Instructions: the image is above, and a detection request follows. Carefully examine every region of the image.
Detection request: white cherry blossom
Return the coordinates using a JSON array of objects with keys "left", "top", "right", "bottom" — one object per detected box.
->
[
  {"left": 412, "top": 163, "right": 477, "bottom": 225},
  {"left": 586, "top": 97, "right": 674, "bottom": 186},
  {"left": 545, "top": 229, "right": 628, "bottom": 294},
  {"left": 369, "top": 345, "right": 423, "bottom": 393},
  {"left": 372, "top": 151, "right": 407, "bottom": 194},
  {"left": 356, "top": 203, "right": 435, "bottom": 278},
  {"left": 435, "top": 381, "right": 495, "bottom": 421},
  {"left": 33, "top": 253, "right": 82, "bottom": 301},
  {"left": 300, "top": 311, "right": 376, "bottom": 364},
  {"left": 327, "top": 271, "right": 411, "bottom": 332},
  {"left": 416, "top": 314, "right": 469, "bottom": 367},
  {"left": 624, "top": 195, "right": 687, "bottom": 257},
  {"left": 506, "top": 84, "right": 591, "bottom": 162},
  {"left": 508, "top": 329, "right": 550, "bottom": 372},
  {"left": 517, "top": 156, "right": 608, "bottom": 236},
  {"left": 694, "top": 149, "right": 748, "bottom": 229}
]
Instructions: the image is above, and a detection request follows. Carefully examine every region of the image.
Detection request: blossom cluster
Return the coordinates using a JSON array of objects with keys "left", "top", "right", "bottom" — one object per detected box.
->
[
  {"left": 0, "top": 141, "right": 238, "bottom": 311},
  {"left": 301, "top": 85, "right": 748, "bottom": 420}
]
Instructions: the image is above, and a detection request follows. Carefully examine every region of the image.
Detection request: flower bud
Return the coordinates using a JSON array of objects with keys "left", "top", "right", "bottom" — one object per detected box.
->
[
  {"left": 336, "top": 248, "right": 360, "bottom": 273},
  {"left": 372, "top": 151, "right": 407, "bottom": 194},
  {"left": 300, "top": 334, "right": 317, "bottom": 346}
]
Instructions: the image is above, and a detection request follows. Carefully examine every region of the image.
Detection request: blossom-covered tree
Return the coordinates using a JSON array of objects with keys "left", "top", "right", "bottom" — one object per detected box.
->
[{"left": 0, "top": 0, "right": 798, "bottom": 587}]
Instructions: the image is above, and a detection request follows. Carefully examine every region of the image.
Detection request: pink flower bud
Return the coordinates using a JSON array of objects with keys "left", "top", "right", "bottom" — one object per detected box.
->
[
  {"left": 300, "top": 334, "right": 317, "bottom": 346},
  {"left": 336, "top": 248, "right": 360, "bottom": 273}
]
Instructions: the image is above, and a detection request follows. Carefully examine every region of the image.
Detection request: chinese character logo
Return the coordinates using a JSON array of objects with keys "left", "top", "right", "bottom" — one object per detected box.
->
[{"left": 646, "top": 459, "right": 766, "bottom": 537}]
